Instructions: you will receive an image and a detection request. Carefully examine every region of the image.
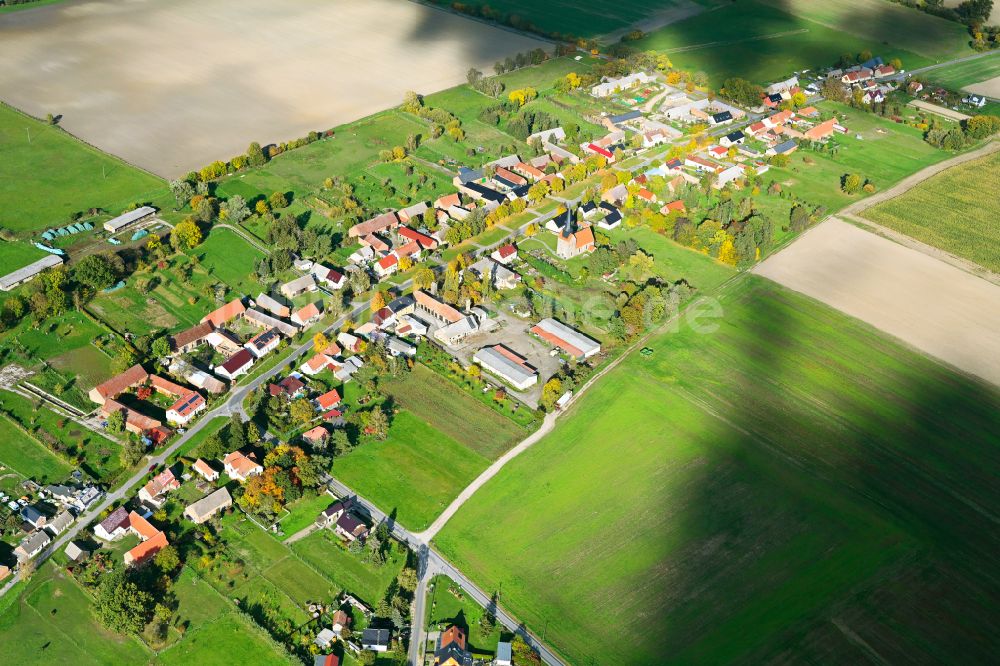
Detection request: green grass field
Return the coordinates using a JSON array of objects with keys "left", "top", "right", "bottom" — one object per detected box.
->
[
  {"left": 435, "top": 275, "right": 1000, "bottom": 665},
  {"left": 332, "top": 410, "right": 489, "bottom": 531},
  {"left": 0, "top": 102, "right": 170, "bottom": 236},
  {"left": 767, "top": 102, "right": 951, "bottom": 213},
  {"left": 863, "top": 150, "right": 1000, "bottom": 272},
  {"left": 0, "top": 414, "right": 73, "bottom": 482},
  {"left": 758, "top": 0, "right": 971, "bottom": 61},
  {"left": 0, "top": 564, "right": 152, "bottom": 664},
  {"left": 292, "top": 528, "right": 408, "bottom": 606},
  {"left": 924, "top": 52, "right": 1000, "bottom": 89},
  {"left": 385, "top": 364, "right": 528, "bottom": 459},
  {"left": 0, "top": 389, "right": 123, "bottom": 482},
  {"left": 429, "top": 0, "right": 721, "bottom": 39},
  {"left": 634, "top": 0, "right": 943, "bottom": 86}
]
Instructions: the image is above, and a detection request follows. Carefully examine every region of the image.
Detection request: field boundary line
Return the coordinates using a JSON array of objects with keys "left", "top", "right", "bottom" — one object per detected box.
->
[
  {"left": 417, "top": 275, "right": 742, "bottom": 541},
  {"left": 662, "top": 28, "right": 809, "bottom": 53},
  {"left": 843, "top": 139, "right": 1000, "bottom": 285}
]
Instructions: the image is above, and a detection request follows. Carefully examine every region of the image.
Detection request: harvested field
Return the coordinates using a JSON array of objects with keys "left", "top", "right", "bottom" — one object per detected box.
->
[
  {"left": 753, "top": 218, "right": 1000, "bottom": 386},
  {"left": 908, "top": 99, "right": 971, "bottom": 121},
  {"left": 0, "top": 0, "right": 547, "bottom": 177},
  {"left": 964, "top": 75, "right": 1000, "bottom": 98}
]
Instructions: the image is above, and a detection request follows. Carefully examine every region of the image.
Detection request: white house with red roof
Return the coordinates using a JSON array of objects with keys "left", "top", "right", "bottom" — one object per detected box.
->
[
  {"left": 291, "top": 302, "right": 323, "bottom": 327},
  {"left": 223, "top": 451, "right": 263, "bottom": 482},
  {"left": 491, "top": 244, "right": 518, "bottom": 265},
  {"left": 375, "top": 254, "right": 398, "bottom": 278},
  {"left": 315, "top": 389, "right": 342, "bottom": 411}
]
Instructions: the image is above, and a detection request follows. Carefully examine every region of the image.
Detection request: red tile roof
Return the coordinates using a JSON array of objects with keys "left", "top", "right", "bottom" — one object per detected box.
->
[
  {"left": 201, "top": 298, "right": 246, "bottom": 327},
  {"left": 587, "top": 143, "right": 614, "bottom": 159},
  {"left": 220, "top": 349, "right": 253, "bottom": 374},
  {"left": 92, "top": 364, "right": 149, "bottom": 401},
  {"left": 316, "top": 389, "right": 341, "bottom": 410},
  {"left": 125, "top": 529, "right": 167, "bottom": 565},
  {"left": 497, "top": 244, "right": 516, "bottom": 259},
  {"left": 398, "top": 226, "right": 438, "bottom": 249},
  {"left": 413, "top": 290, "right": 463, "bottom": 323}
]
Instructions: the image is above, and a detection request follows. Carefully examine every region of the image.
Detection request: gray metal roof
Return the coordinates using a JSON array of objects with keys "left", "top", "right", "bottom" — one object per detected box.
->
[
  {"left": 104, "top": 205, "right": 156, "bottom": 232},
  {"left": 473, "top": 347, "right": 537, "bottom": 388},
  {"left": 0, "top": 254, "right": 64, "bottom": 290},
  {"left": 533, "top": 318, "right": 601, "bottom": 358}
]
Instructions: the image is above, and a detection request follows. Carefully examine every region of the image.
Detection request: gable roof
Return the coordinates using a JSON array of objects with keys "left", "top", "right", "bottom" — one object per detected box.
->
[
  {"left": 223, "top": 450, "right": 262, "bottom": 477},
  {"left": 193, "top": 458, "right": 218, "bottom": 478},
  {"left": 98, "top": 506, "right": 130, "bottom": 534},
  {"left": 497, "top": 244, "right": 516, "bottom": 259},
  {"left": 413, "top": 290, "right": 463, "bottom": 323},
  {"left": 201, "top": 298, "right": 246, "bottom": 327},
  {"left": 184, "top": 487, "right": 232, "bottom": 521},
  {"left": 220, "top": 348, "right": 254, "bottom": 374},
  {"left": 302, "top": 425, "right": 328, "bottom": 442},
  {"left": 316, "top": 389, "right": 342, "bottom": 410},
  {"left": 349, "top": 211, "right": 398, "bottom": 238},
  {"left": 292, "top": 302, "right": 321, "bottom": 322},
  {"left": 170, "top": 321, "right": 214, "bottom": 351},
  {"left": 92, "top": 363, "right": 149, "bottom": 401}
]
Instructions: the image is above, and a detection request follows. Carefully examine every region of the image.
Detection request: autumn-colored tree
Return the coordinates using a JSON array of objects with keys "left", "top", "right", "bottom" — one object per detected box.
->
[
  {"left": 171, "top": 218, "right": 203, "bottom": 250},
  {"left": 413, "top": 267, "right": 435, "bottom": 290},
  {"left": 313, "top": 332, "right": 330, "bottom": 354},
  {"left": 370, "top": 291, "right": 386, "bottom": 311},
  {"left": 718, "top": 236, "right": 738, "bottom": 266},
  {"left": 541, "top": 377, "right": 563, "bottom": 411},
  {"left": 841, "top": 173, "right": 863, "bottom": 194},
  {"left": 290, "top": 398, "right": 314, "bottom": 425}
]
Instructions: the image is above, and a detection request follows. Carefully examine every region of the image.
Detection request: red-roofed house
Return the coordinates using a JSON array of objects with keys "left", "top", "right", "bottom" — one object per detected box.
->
[
  {"left": 223, "top": 451, "right": 263, "bottom": 482},
  {"left": 841, "top": 68, "right": 873, "bottom": 84},
  {"left": 166, "top": 391, "right": 205, "bottom": 426},
  {"left": 708, "top": 145, "right": 728, "bottom": 158},
  {"left": 636, "top": 188, "right": 657, "bottom": 203},
  {"left": 315, "top": 389, "right": 342, "bottom": 411},
  {"left": 139, "top": 469, "right": 180, "bottom": 506},
  {"left": 585, "top": 143, "right": 614, "bottom": 160},
  {"left": 512, "top": 162, "right": 544, "bottom": 181},
  {"left": 217, "top": 348, "right": 254, "bottom": 380},
  {"left": 797, "top": 106, "right": 819, "bottom": 118},
  {"left": 193, "top": 458, "right": 219, "bottom": 482},
  {"left": 491, "top": 244, "right": 517, "bottom": 265},
  {"left": 398, "top": 226, "right": 438, "bottom": 250},
  {"left": 435, "top": 193, "right": 461, "bottom": 210},
  {"left": 201, "top": 298, "right": 246, "bottom": 328},
  {"left": 302, "top": 425, "right": 329, "bottom": 447},
  {"left": 301, "top": 353, "right": 336, "bottom": 376},
  {"left": 873, "top": 64, "right": 895, "bottom": 78},
  {"left": 89, "top": 363, "right": 149, "bottom": 405},
  {"left": 660, "top": 200, "right": 686, "bottom": 215},
  {"left": 494, "top": 166, "right": 527, "bottom": 186},
  {"left": 124, "top": 511, "right": 168, "bottom": 566},
  {"left": 375, "top": 253, "right": 399, "bottom": 278},
  {"left": 804, "top": 118, "right": 838, "bottom": 141},
  {"left": 291, "top": 302, "right": 323, "bottom": 327},
  {"left": 394, "top": 240, "right": 422, "bottom": 260}
]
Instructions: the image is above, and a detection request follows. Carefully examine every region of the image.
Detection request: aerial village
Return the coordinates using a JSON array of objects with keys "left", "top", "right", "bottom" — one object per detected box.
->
[{"left": 2, "top": 42, "right": 987, "bottom": 665}]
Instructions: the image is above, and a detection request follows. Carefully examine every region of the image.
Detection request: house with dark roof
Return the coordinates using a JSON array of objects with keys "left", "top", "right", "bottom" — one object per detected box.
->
[
  {"left": 710, "top": 110, "right": 733, "bottom": 124},
  {"left": 720, "top": 130, "right": 745, "bottom": 147},
  {"left": 316, "top": 500, "right": 370, "bottom": 542},
  {"left": 216, "top": 348, "right": 254, "bottom": 380},
  {"left": 361, "top": 628, "right": 391, "bottom": 652},
  {"left": 95, "top": 506, "right": 131, "bottom": 540}
]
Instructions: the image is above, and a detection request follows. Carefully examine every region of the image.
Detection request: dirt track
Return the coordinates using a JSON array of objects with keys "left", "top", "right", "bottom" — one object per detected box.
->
[
  {"left": 0, "top": 0, "right": 547, "bottom": 177},
  {"left": 753, "top": 218, "right": 1000, "bottom": 387}
]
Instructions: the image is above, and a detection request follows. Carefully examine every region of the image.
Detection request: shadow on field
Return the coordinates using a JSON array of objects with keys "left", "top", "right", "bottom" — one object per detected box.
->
[{"left": 650, "top": 280, "right": 1000, "bottom": 663}]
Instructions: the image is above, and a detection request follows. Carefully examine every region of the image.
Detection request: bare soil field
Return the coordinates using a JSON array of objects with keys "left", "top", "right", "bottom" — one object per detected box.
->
[
  {"left": 964, "top": 75, "right": 1000, "bottom": 98},
  {"left": 0, "top": 0, "right": 547, "bottom": 177},
  {"left": 753, "top": 218, "right": 1000, "bottom": 387}
]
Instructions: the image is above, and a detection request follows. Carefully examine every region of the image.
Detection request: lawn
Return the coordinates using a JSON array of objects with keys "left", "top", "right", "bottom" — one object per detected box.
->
[
  {"left": 924, "top": 51, "right": 1000, "bottom": 89},
  {"left": 292, "top": 528, "right": 407, "bottom": 606},
  {"left": 0, "top": 564, "right": 151, "bottom": 665},
  {"left": 426, "top": 575, "right": 503, "bottom": 656},
  {"left": 766, "top": 102, "right": 951, "bottom": 213},
  {"left": 614, "top": 225, "right": 736, "bottom": 292},
  {"left": 155, "top": 611, "right": 294, "bottom": 666},
  {"left": 435, "top": 275, "right": 1000, "bottom": 665},
  {"left": 385, "top": 364, "right": 529, "bottom": 460},
  {"left": 332, "top": 410, "right": 490, "bottom": 531},
  {"left": 863, "top": 150, "right": 1000, "bottom": 272},
  {"left": 0, "top": 414, "right": 72, "bottom": 482},
  {"left": 0, "top": 102, "right": 170, "bottom": 237},
  {"left": 195, "top": 228, "right": 267, "bottom": 297},
  {"left": 0, "top": 389, "right": 124, "bottom": 482},
  {"left": 634, "top": 0, "right": 937, "bottom": 87}
]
